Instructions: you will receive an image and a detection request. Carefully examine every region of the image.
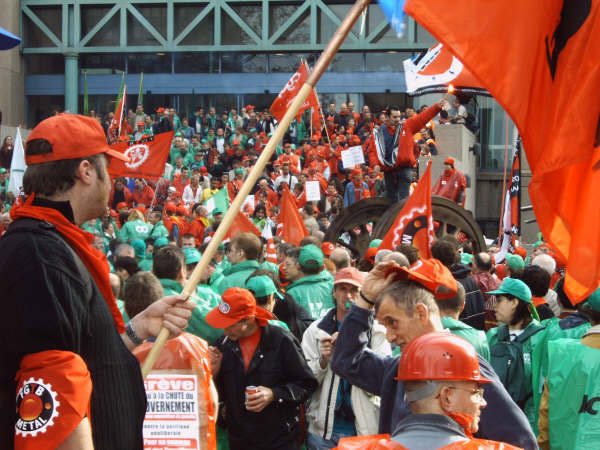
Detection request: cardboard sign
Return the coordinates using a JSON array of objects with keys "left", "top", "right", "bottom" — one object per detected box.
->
[
  {"left": 341, "top": 146, "right": 365, "bottom": 168},
  {"left": 305, "top": 181, "right": 321, "bottom": 202},
  {"left": 143, "top": 374, "right": 200, "bottom": 450}
]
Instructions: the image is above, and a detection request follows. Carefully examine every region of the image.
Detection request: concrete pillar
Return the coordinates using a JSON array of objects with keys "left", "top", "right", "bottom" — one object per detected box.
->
[{"left": 64, "top": 53, "right": 79, "bottom": 114}]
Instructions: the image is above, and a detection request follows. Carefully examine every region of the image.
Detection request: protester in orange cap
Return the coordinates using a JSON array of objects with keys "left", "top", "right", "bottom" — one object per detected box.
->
[
  {"left": 207, "top": 288, "right": 317, "bottom": 450},
  {"left": 330, "top": 259, "right": 537, "bottom": 449},
  {"left": 432, "top": 156, "right": 467, "bottom": 207},
  {"left": 343, "top": 167, "right": 371, "bottom": 207},
  {"left": 335, "top": 333, "right": 521, "bottom": 450},
  {"left": 322, "top": 241, "right": 335, "bottom": 258},
  {"left": 0, "top": 114, "right": 195, "bottom": 449}
]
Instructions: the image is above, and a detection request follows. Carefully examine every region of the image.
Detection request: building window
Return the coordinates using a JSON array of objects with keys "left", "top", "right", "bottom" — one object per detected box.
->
[
  {"left": 81, "top": 5, "right": 120, "bottom": 47},
  {"left": 24, "top": 54, "right": 65, "bottom": 75},
  {"left": 127, "top": 53, "right": 171, "bottom": 74},
  {"left": 221, "top": 53, "right": 267, "bottom": 73},
  {"left": 365, "top": 52, "right": 409, "bottom": 72},
  {"left": 173, "top": 53, "right": 219, "bottom": 73},
  {"left": 80, "top": 54, "right": 126, "bottom": 74},
  {"left": 329, "top": 52, "right": 364, "bottom": 72}
]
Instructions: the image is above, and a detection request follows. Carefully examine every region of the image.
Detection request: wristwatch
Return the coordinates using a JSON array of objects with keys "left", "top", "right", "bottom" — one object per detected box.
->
[{"left": 126, "top": 320, "right": 144, "bottom": 346}]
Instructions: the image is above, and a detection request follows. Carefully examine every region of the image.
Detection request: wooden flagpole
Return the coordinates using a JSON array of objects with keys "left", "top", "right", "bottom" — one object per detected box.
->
[{"left": 142, "top": 0, "right": 372, "bottom": 377}]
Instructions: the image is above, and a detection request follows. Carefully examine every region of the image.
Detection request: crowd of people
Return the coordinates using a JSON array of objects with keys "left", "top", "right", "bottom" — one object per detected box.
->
[{"left": 0, "top": 105, "right": 596, "bottom": 450}]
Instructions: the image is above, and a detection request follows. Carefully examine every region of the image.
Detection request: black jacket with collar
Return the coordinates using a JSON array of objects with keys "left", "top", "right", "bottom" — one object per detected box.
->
[{"left": 215, "top": 323, "right": 317, "bottom": 450}]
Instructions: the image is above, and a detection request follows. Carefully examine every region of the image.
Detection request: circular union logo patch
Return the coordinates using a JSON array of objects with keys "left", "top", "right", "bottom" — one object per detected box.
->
[
  {"left": 125, "top": 144, "right": 150, "bottom": 169},
  {"left": 15, "top": 377, "right": 60, "bottom": 437},
  {"left": 218, "top": 302, "right": 231, "bottom": 314}
]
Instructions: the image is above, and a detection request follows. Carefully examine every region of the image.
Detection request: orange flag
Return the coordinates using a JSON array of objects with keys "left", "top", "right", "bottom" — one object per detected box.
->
[
  {"left": 379, "top": 161, "right": 434, "bottom": 258},
  {"left": 277, "top": 187, "right": 309, "bottom": 245},
  {"left": 225, "top": 211, "right": 261, "bottom": 240},
  {"left": 405, "top": 0, "right": 600, "bottom": 302},
  {"left": 270, "top": 62, "right": 319, "bottom": 122},
  {"left": 108, "top": 131, "right": 174, "bottom": 181}
]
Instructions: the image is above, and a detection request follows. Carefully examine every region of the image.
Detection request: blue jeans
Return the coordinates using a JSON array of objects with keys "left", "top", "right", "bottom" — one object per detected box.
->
[
  {"left": 384, "top": 167, "right": 415, "bottom": 202},
  {"left": 306, "top": 431, "right": 354, "bottom": 450}
]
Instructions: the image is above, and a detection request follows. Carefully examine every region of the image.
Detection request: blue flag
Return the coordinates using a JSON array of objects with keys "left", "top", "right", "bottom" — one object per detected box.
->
[{"left": 378, "top": 0, "right": 407, "bottom": 37}]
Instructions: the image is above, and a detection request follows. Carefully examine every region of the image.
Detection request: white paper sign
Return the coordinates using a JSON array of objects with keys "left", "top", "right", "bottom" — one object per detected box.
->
[
  {"left": 240, "top": 195, "right": 255, "bottom": 211},
  {"left": 341, "top": 146, "right": 365, "bottom": 169},
  {"left": 143, "top": 373, "right": 200, "bottom": 450},
  {"left": 305, "top": 181, "right": 321, "bottom": 202}
]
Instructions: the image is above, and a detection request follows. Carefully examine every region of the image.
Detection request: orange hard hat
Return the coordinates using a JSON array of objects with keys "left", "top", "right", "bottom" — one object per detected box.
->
[{"left": 396, "top": 332, "right": 491, "bottom": 383}]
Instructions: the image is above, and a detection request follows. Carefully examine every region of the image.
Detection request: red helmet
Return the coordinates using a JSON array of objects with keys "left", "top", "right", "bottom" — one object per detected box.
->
[{"left": 397, "top": 333, "right": 491, "bottom": 383}]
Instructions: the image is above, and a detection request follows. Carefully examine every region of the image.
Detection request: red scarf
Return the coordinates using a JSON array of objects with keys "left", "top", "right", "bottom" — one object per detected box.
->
[{"left": 10, "top": 194, "right": 125, "bottom": 333}]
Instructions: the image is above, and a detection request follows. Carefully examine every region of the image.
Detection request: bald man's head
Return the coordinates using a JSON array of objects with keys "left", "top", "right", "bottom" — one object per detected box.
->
[{"left": 473, "top": 252, "right": 493, "bottom": 273}]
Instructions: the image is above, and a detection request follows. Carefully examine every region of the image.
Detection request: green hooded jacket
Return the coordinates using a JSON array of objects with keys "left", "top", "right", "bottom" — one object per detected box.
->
[
  {"left": 159, "top": 278, "right": 223, "bottom": 344},
  {"left": 216, "top": 260, "right": 261, "bottom": 294},
  {"left": 286, "top": 271, "right": 334, "bottom": 320},
  {"left": 442, "top": 316, "right": 490, "bottom": 361},
  {"left": 150, "top": 220, "right": 169, "bottom": 240},
  {"left": 119, "top": 219, "right": 152, "bottom": 242}
]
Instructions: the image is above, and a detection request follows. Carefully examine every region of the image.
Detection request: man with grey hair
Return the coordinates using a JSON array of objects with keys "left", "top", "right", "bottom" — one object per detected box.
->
[
  {"left": 374, "top": 249, "right": 392, "bottom": 265},
  {"left": 329, "top": 247, "right": 351, "bottom": 271},
  {"left": 381, "top": 251, "right": 410, "bottom": 267},
  {"left": 532, "top": 253, "right": 561, "bottom": 316}
]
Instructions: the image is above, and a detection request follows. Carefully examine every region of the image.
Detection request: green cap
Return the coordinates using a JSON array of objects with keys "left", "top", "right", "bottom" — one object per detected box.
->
[
  {"left": 154, "top": 237, "right": 169, "bottom": 248},
  {"left": 299, "top": 244, "right": 324, "bottom": 269},
  {"left": 234, "top": 168, "right": 244, "bottom": 175},
  {"left": 130, "top": 239, "right": 146, "bottom": 260},
  {"left": 184, "top": 247, "right": 202, "bottom": 265},
  {"left": 0, "top": 168, "right": 7, "bottom": 174},
  {"left": 212, "top": 209, "right": 223, "bottom": 216},
  {"left": 369, "top": 239, "right": 382, "bottom": 249},
  {"left": 246, "top": 275, "right": 283, "bottom": 299},
  {"left": 583, "top": 288, "right": 600, "bottom": 312},
  {"left": 461, "top": 253, "right": 473, "bottom": 265},
  {"left": 487, "top": 277, "right": 539, "bottom": 321},
  {"left": 174, "top": 131, "right": 183, "bottom": 137},
  {"left": 487, "top": 277, "right": 532, "bottom": 303},
  {"left": 505, "top": 253, "right": 525, "bottom": 271}
]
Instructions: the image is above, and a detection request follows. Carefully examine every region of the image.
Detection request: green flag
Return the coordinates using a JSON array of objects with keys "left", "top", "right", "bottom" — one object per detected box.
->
[
  {"left": 203, "top": 188, "right": 229, "bottom": 216},
  {"left": 83, "top": 70, "right": 89, "bottom": 115}
]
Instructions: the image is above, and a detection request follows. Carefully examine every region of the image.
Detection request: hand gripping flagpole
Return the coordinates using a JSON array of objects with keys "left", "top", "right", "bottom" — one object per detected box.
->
[{"left": 141, "top": 0, "right": 373, "bottom": 378}]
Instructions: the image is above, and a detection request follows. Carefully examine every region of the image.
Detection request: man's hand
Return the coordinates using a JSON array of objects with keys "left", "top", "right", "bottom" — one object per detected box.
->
[
  {"left": 358, "top": 262, "right": 401, "bottom": 309},
  {"left": 318, "top": 332, "right": 338, "bottom": 368},
  {"left": 245, "top": 386, "right": 275, "bottom": 412},
  {"left": 134, "top": 294, "right": 195, "bottom": 340},
  {"left": 208, "top": 346, "right": 223, "bottom": 377}
]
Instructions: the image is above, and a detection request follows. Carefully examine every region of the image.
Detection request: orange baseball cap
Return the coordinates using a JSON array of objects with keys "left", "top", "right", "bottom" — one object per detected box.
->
[
  {"left": 206, "top": 288, "right": 273, "bottom": 328},
  {"left": 25, "top": 114, "right": 130, "bottom": 165},
  {"left": 321, "top": 241, "right": 335, "bottom": 257},
  {"left": 385, "top": 258, "right": 458, "bottom": 299},
  {"left": 334, "top": 267, "right": 365, "bottom": 288}
]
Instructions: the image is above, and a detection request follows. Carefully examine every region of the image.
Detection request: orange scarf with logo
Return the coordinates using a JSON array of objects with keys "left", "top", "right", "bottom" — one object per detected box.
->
[{"left": 11, "top": 194, "right": 125, "bottom": 333}]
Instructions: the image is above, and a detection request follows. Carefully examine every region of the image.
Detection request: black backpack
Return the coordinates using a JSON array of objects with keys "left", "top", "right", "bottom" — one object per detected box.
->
[{"left": 489, "top": 324, "right": 544, "bottom": 406}]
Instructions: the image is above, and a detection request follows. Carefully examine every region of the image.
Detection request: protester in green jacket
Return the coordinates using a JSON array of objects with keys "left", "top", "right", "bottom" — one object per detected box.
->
[
  {"left": 436, "top": 283, "right": 490, "bottom": 360},
  {"left": 149, "top": 210, "right": 170, "bottom": 240},
  {"left": 215, "top": 233, "right": 263, "bottom": 294},
  {"left": 284, "top": 245, "right": 334, "bottom": 320},
  {"left": 154, "top": 245, "right": 222, "bottom": 344},
  {"left": 119, "top": 209, "right": 152, "bottom": 243},
  {"left": 486, "top": 277, "right": 546, "bottom": 433},
  {"left": 538, "top": 290, "right": 600, "bottom": 450}
]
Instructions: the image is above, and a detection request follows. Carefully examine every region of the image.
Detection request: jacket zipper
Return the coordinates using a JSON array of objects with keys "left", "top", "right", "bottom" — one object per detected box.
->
[{"left": 322, "top": 374, "right": 336, "bottom": 439}]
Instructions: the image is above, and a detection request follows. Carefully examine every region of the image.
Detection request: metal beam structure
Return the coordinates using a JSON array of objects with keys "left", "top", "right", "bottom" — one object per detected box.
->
[{"left": 21, "top": 0, "right": 429, "bottom": 54}]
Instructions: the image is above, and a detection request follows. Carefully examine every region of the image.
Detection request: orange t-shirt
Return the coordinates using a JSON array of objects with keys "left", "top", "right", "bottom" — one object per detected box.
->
[{"left": 239, "top": 327, "right": 262, "bottom": 371}]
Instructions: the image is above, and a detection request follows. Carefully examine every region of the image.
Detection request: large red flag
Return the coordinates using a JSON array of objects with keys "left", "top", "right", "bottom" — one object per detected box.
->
[
  {"left": 225, "top": 211, "right": 261, "bottom": 240},
  {"left": 270, "top": 62, "right": 319, "bottom": 122},
  {"left": 108, "top": 131, "right": 174, "bottom": 181},
  {"left": 379, "top": 161, "right": 434, "bottom": 258},
  {"left": 277, "top": 187, "right": 309, "bottom": 245},
  {"left": 405, "top": 0, "right": 600, "bottom": 302}
]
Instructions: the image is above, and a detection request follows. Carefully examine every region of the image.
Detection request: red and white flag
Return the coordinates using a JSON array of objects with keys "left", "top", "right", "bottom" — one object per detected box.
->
[
  {"left": 270, "top": 62, "right": 319, "bottom": 122},
  {"left": 380, "top": 161, "right": 435, "bottom": 258},
  {"left": 108, "top": 131, "right": 174, "bottom": 181}
]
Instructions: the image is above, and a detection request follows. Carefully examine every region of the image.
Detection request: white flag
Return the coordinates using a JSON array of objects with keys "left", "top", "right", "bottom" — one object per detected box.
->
[{"left": 8, "top": 128, "right": 27, "bottom": 197}]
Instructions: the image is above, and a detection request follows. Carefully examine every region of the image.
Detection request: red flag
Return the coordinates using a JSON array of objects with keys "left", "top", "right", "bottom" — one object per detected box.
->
[
  {"left": 277, "top": 187, "right": 309, "bottom": 245},
  {"left": 403, "top": 43, "right": 489, "bottom": 96},
  {"left": 225, "top": 211, "right": 261, "bottom": 240},
  {"left": 108, "top": 84, "right": 127, "bottom": 144},
  {"left": 270, "top": 62, "right": 319, "bottom": 122},
  {"left": 379, "top": 161, "right": 434, "bottom": 258},
  {"left": 108, "top": 131, "right": 174, "bottom": 181},
  {"left": 405, "top": 0, "right": 600, "bottom": 302}
]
